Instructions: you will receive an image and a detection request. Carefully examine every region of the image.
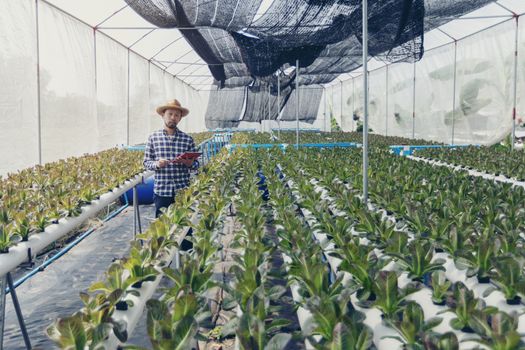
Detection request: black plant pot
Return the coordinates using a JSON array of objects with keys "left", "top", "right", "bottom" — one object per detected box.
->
[
  {"left": 0, "top": 247, "right": 8, "bottom": 254},
  {"left": 477, "top": 276, "right": 490, "bottom": 284},
  {"left": 386, "top": 210, "right": 394, "bottom": 216},
  {"left": 506, "top": 295, "right": 521, "bottom": 305},
  {"left": 432, "top": 299, "right": 446, "bottom": 306},
  {"left": 115, "top": 301, "right": 128, "bottom": 311},
  {"left": 461, "top": 326, "right": 475, "bottom": 333},
  {"left": 131, "top": 281, "right": 143, "bottom": 289},
  {"left": 434, "top": 247, "right": 444, "bottom": 253}
]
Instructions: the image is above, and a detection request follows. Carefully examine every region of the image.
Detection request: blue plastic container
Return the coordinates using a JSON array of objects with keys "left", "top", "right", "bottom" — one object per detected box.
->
[{"left": 122, "top": 176, "right": 155, "bottom": 204}]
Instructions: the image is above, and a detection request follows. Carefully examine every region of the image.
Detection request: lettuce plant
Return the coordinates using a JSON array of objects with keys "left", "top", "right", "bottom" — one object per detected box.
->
[
  {"left": 373, "top": 271, "right": 418, "bottom": 320},
  {"left": 430, "top": 271, "right": 451, "bottom": 305},
  {"left": 468, "top": 310, "right": 524, "bottom": 350},
  {"left": 422, "top": 332, "right": 459, "bottom": 350},
  {"left": 383, "top": 302, "right": 442, "bottom": 348},
  {"left": 0, "top": 223, "right": 20, "bottom": 253},
  {"left": 388, "top": 239, "right": 445, "bottom": 281},
  {"left": 455, "top": 237, "right": 499, "bottom": 283},
  {"left": 483, "top": 255, "right": 525, "bottom": 304},
  {"left": 440, "top": 282, "right": 497, "bottom": 332}
]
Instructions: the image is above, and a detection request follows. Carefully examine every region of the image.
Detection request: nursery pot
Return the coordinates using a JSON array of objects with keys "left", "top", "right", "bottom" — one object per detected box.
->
[
  {"left": 506, "top": 295, "right": 521, "bottom": 305},
  {"left": 115, "top": 301, "right": 129, "bottom": 311}
]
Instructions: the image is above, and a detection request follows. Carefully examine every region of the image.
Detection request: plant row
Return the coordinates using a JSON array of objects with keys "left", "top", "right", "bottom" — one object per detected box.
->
[
  {"left": 280, "top": 147, "right": 525, "bottom": 348},
  {"left": 0, "top": 148, "right": 143, "bottom": 253},
  {"left": 46, "top": 150, "right": 238, "bottom": 349},
  {"left": 230, "top": 132, "right": 437, "bottom": 147},
  {"left": 414, "top": 146, "right": 525, "bottom": 181}
]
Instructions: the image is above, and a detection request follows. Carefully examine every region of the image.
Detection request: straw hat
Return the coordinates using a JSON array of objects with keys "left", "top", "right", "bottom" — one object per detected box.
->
[{"left": 156, "top": 99, "right": 189, "bottom": 117}]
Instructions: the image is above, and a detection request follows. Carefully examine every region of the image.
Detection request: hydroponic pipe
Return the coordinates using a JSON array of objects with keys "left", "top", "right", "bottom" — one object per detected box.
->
[
  {"left": 5, "top": 199, "right": 130, "bottom": 294},
  {"left": 0, "top": 171, "right": 154, "bottom": 278},
  {"left": 100, "top": 212, "right": 199, "bottom": 349}
]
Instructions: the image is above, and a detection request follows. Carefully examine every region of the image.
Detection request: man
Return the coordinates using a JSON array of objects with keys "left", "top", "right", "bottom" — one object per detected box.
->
[{"left": 143, "top": 99, "right": 198, "bottom": 218}]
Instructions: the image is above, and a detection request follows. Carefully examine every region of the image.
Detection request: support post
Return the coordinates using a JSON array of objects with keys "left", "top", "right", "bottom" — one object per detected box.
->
[
  {"left": 412, "top": 61, "right": 416, "bottom": 139},
  {"left": 352, "top": 78, "right": 355, "bottom": 131},
  {"left": 268, "top": 84, "right": 271, "bottom": 133},
  {"left": 451, "top": 40, "right": 458, "bottom": 145},
  {"left": 277, "top": 74, "right": 281, "bottom": 138},
  {"left": 133, "top": 186, "right": 138, "bottom": 238},
  {"left": 36, "top": 0, "right": 42, "bottom": 165},
  {"left": 512, "top": 16, "right": 519, "bottom": 150},
  {"left": 324, "top": 86, "right": 328, "bottom": 132},
  {"left": 127, "top": 50, "right": 131, "bottom": 146},
  {"left": 385, "top": 65, "right": 389, "bottom": 136},
  {"left": 296, "top": 59, "right": 300, "bottom": 147},
  {"left": 340, "top": 80, "right": 343, "bottom": 129},
  {"left": 0, "top": 276, "right": 5, "bottom": 349},
  {"left": 362, "top": 0, "right": 369, "bottom": 204},
  {"left": 6, "top": 273, "right": 31, "bottom": 350}
]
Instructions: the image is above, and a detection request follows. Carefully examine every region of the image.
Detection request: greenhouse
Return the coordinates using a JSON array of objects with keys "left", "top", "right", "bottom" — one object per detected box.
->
[{"left": 2, "top": 0, "right": 525, "bottom": 349}]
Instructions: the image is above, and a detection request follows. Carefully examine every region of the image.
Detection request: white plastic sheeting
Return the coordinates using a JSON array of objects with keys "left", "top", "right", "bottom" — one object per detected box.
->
[
  {"left": 39, "top": 2, "right": 98, "bottom": 162},
  {"left": 336, "top": 18, "right": 519, "bottom": 145},
  {"left": 0, "top": 0, "right": 39, "bottom": 175},
  {"left": 0, "top": 0, "right": 208, "bottom": 176},
  {"left": 452, "top": 19, "right": 515, "bottom": 145},
  {"left": 96, "top": 33, "right": 128, "bottom": 150}
]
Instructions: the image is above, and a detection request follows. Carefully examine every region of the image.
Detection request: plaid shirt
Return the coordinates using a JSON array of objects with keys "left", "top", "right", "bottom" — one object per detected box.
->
[{"left": 143, "top": 129, "right": 197, "bottom": 196}]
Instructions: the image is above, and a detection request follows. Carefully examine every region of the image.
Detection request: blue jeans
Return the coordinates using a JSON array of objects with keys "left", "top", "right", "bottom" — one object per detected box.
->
[{"left": 154, "top": 194, "right": 175, "bottom": 218}]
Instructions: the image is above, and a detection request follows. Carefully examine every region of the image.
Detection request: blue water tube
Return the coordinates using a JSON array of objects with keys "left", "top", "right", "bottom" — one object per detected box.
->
[{"left": 122, "top": 176, "right": 155, "bottom": 204}]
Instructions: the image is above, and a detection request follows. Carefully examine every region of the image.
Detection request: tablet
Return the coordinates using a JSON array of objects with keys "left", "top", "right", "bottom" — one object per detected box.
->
[{"left": 177, "top": 152, "right": 202, "bottom": 160}]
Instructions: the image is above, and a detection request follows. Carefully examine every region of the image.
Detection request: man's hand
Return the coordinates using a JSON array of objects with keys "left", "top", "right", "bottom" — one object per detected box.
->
[{"left": 157, "top": 159, "right": 170, "bottom": 168}]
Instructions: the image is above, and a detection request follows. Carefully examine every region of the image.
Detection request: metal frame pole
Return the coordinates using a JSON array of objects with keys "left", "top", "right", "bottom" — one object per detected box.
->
[
  {"left": 412, "top": 61, "right": 416, "bottom": 139},
  {"left": 133, "top": 186, "right": 138, "bottom": 238},
  {"left": 352, "top": 78, "right": 355, "bottom": 131},
  {"left": 451, "top": 40, "right": 458, "bottom": 145},
  {"left": 268, "top": 84, "right": 271, "bottom": 133},
  {"left": 296, "top": 59, "right": 300, "bottom": 147},
  {"left": 340, "top": 80, "right": 343, "bottom": 129},
  {"left": 36, "top": 0, "right": 42, "bottom": 165},
  {"left": 0, "top": 276, "right": 5, "bottom": 349},
  {"left": 324, "top": 86, "right": 328, "bottom": 132},
  {"left": 511, "top": 16, "right": 519, "bottom": 150},
  {"left": 6, "top": 273, "right": 31, "bottom": 350},
  {"left": 363, "top": 0, "right": 369, "bottom": 204},
  {"left": 127, "top": 50, "right": 131, "bottom": 146},
  {"left": 277, "top": 74, "right": 281, "bottom": 138},
  {"left": 385, "top": 65, "right": 389, "bottom": 136}
]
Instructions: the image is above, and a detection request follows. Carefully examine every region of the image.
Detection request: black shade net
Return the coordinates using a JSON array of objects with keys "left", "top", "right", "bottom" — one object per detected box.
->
[{"left": 126, "top": 0, "right": 495, "bottom": 126}]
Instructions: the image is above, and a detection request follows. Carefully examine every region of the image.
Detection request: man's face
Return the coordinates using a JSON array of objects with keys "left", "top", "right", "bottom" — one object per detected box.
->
[{"left": 162, "top": 108, "right": 183, "bottom": 129}]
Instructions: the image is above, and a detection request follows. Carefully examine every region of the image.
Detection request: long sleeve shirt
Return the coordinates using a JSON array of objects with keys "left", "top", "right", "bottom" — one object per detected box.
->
[{"left": 143, "top": 129, "right": 197, "bottom": 196}]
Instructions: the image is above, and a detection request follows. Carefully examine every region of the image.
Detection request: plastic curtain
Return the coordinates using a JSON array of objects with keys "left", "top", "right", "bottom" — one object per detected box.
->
[
  {"left": 39, "top": 2, "right": 97, "bottom": 163},
  {"left": 453, "top": 19, "right": 514, "bottom": 145},
  {"left": 128, "top": 51, "right": 150, "bottom": 146},
  {"left": 385, "top": 62, "right": 415, "bottom": 139},
  {"left": 95, "top": 32, "right": 128, "bottom": 150},
  {"left": 0, "top": 0, "right": 38, "bottom": 176},
  {"left": 413, "top": 44, "right": 455, "bottom": 143},
  {"left": 368, "top": 69, "right": 387, "bottom": 135}
]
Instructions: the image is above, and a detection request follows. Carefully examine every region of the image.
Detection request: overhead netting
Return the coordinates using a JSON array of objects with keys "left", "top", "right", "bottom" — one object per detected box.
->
[{"left": 126, "top": 0, "right": 495, "bottom": 127}]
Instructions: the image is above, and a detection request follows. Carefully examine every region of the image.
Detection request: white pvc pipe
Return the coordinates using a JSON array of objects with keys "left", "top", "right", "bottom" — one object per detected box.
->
[
  {"left": 101, "top": 212, "right": 199, "bottom": 349},
  {"left": 0, "top": 171, "right": 154, "bottom": 278}
]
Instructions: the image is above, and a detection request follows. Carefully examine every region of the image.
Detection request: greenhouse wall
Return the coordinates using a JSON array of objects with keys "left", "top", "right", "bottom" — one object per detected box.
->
[
  {"left": 338, "top": 17, "right": 522, "bottom": 146},
  {"left": 0, "top": 0, "right": 207, "bottom": 177}
]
